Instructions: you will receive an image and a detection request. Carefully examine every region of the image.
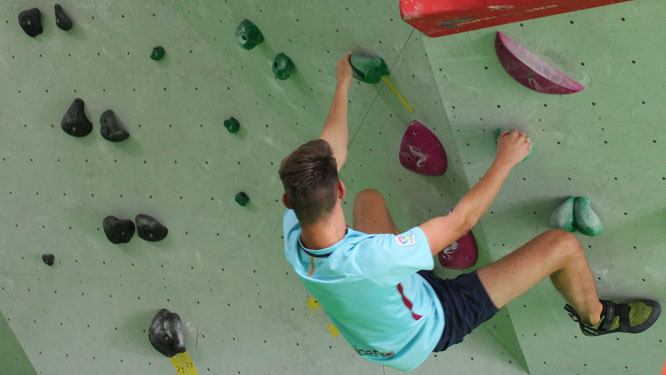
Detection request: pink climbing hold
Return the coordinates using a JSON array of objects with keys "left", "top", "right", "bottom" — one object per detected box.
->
[
  {"left": 399, "top": 120, "right": 447, "bottom": 176},
  {"left": 438, "top": 230, "right": 478, "bottom": 269},
  {"left": 495, "top": 31, "right": 584, "bottom": 95}
]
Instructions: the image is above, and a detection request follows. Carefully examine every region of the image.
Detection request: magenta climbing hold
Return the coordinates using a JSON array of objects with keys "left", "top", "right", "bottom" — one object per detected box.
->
[
  {"left": 399, "top": 120, "right": 447, "bottom": 176},
  {"left": 495, "top": 32, "right": 584, "bottom": 95},
  {"left": 438, "top": 229, "right": 478, "bottom": 269}
]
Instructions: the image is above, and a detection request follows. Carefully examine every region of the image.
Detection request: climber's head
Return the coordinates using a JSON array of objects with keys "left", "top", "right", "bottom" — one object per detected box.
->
[{"left": 279, "top": 139, "right": 344, "bottom": 226}]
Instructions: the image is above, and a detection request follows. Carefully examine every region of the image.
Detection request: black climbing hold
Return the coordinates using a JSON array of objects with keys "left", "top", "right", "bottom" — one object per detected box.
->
[
  {"left": 61, "top": 98, "right": 93, "bottom": 137},
  {"left": 103, "top": 216, "right": 136, "bottom": 244},
  {"left": 18, "top": 8, "right": 43, "bottom": 38},
  {"left": 224, "top": 117, "right": 240, "bottom": 133},
  {"left": 100, "top": 110, "right": 130, "bottom": 142},
  {"left": 350, "top": 53, "right": 389, "bottom": 84},
  {"left": 54, "top": 4, "right": 73, "bottom": 31},
  {"left": 42, "top": 254, "right": 55, "bottom": 266},
  {"left": 272, "top": 53, "right": 295, "bottom": 80},
  {"left": 149, "top": 309, "right": 186, "bottom": 358},
  {"left": 151, "top": 46, "right": 165, "bottom": 61},
  {"left": 235, "top": 19, "right": 263, "bottom": 50},
  {"left": 235, "top": 192, "right": 250, "bottom": 206},
  {"left": 135, "top": 214, "right": 168, "bottom": 242}
]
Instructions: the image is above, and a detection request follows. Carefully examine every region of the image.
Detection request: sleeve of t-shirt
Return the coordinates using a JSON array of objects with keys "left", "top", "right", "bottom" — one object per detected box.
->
[{"left": 351, "top": 226, "right": 434, "bottom": 287}]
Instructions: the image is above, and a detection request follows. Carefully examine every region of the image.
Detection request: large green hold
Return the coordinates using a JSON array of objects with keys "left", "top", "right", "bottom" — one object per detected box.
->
[
  {"left": 349, "top": 54, "right": 389, "bottom": 84},
  {"left": 574, "top": 197, "right": 604, "bottom": 236},
  {"left": 494, "top": 127, "right": 532, "bottom": 161},
  {"left": 272, "top": 53, "right": 295, "bottom": 80},
  {"left": 550, "top": 196, "right": 576, "bottom": 232},
  {"left": 235, "top": 19, "right": 263, "bottom": 50}
]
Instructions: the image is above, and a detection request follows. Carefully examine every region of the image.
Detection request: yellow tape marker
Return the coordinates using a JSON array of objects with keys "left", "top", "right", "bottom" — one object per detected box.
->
[
  {"left": 170, "top": 355, "right": 186, "bottom": 375},
  {"left": 306, "top": 297, "right": 321, "bottom": 311},
  {"left": 381, "top": 76, "right": 414, "bottom": 113},
  {"left": 179, "top": 352, "right": 199, "bottom": 375},
  {"left": 328, "top": 323, "right": 340, "bottom": 338}
]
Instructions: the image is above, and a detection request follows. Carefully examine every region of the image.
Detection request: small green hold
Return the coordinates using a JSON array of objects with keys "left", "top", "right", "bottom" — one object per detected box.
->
[
  {"left": 235, "top": 192, "right": 250, "bottom": 206},
  {"left": 494, "top": 127, "right": 532, "bottom": 161},
  {"left": 349, "top": 53, "right": 389, "bottom": 84},
  {"left": 150, "top": 46, "right": 165, "bottom": 61},
  {"left": 574, "top": 197, "right": 603, "bottom": 236},
  {"left": 235, "top": 19, "right": 263, "bottom": 50},
  {"left": 550, "top": 196, "right": 576, "bottom": 232},
  {"left": 272, "top": 53, "right": 295, "bottom": 80},
  {"left": 224, "top": 117, "right": 240, "bottom": 133}
]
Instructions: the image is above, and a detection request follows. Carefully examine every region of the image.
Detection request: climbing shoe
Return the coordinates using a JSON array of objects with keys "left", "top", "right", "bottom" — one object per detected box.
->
[{"left": 564, "top": 299, "right": 661, "bottom": 336}]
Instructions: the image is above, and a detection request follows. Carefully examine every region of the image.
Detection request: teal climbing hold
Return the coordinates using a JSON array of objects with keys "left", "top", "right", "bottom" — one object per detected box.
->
[
  {"left": 349, "top": 53, "right": 389, "bottom": 84},
  {"left": 550, "top": 196, "right": 576, "bottom": 232},
  {"left": 494, "top": 127, "right": 532, "bottom": 161},
  {"left": 224, "top": 117, "right": 240, "bottom": 133},
  {"left": 272, "top": 53, "right": 295, "bottom": 80},
  {"left": 574, "top": 197, "right": 603, "bottom": 236},
  {"left": 235, "top": 192, "right": 250, "bottom": 206},
  {"left": 151, "top": 46, "right": 165, "bottom": 61},
  {"left": 235, "top": 19, "right": 263, "bottom": 50}
]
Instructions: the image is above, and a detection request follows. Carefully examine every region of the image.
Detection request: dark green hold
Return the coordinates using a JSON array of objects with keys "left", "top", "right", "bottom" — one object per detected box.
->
[
  {"left": 235, "top": 19, "right": 264, "bottom": 50},
  {"left": 42, "top": 254, "right": 55, "bottom": 266},
  {"left": 224, "top": 117, "right": 240, "bottom": 133},
  {"left": 151, "top": 46, "right": 165, "bottom": 61},
  {"left": 272, "top": 53, "right": 295, "bottom": 80},
  {"left": 235, "top": 192, "right": 250, "bottom": 206},
  {"left": 350, "top": 53, "right": 389, "bottom": 84}
]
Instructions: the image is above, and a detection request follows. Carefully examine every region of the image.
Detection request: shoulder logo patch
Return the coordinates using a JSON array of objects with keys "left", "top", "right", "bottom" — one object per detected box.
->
[{"left": 396, "top": 235, "right": 416, "bottom": 247}]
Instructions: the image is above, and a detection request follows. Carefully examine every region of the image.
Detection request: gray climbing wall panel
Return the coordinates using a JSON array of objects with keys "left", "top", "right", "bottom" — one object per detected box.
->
[{"left": 0, "top": 0, "right": 663, "bottom": 375}]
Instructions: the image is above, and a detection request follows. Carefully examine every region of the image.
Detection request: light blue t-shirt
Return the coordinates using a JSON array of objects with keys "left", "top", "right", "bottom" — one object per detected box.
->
[{"left": 283, "top": 210, "right": 445, "bottom": 371}]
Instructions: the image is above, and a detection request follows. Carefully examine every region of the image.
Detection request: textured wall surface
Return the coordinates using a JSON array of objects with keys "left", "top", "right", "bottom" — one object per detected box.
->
[{"left": 0, "top": 0, "right": 663, "bottom": 374}]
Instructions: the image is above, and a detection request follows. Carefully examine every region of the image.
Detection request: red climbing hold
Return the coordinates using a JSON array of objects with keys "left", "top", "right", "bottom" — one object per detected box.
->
[
  {"left": 438, "top": 229, "right": 478, "bottom": 269},
  {"left": 496, "top": 32, "right": 584, "bottom": 95},
  {"left": 399, "top": 120, "right": 447, "bottom": 176}
]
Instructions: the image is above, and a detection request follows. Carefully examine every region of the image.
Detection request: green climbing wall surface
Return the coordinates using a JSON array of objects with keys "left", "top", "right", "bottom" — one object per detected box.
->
[{"left": 0, "top": 0, "right": 663, "bottom": 374}]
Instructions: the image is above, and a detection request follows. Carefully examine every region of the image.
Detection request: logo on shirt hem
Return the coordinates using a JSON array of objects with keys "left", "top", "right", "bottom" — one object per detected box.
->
[
  {"left": 353, "top": 346, "right": 395, "bottom": 358},
  {"left": 396, "top": 235, "right": 416, "bottom": 247}
]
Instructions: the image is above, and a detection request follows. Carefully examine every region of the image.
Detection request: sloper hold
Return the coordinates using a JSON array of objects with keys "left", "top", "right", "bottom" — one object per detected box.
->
[
  {"left": 149, "top": 309, "right": 186, "bottom": 357},
  {"left": 438, "top": 229, "right": 478, "bottom": 269},
  {"left": 135, "top": 214, "right": 168, "bottom": 242},
  {"left": 574, "top": 197, "right": 603, "bottom": 236},
  {"left": 350, "top": 54, "right": 389, "bottom": 84},
  {"left": 235, "top": 19, "right": 263, "bottom": 50},
  {"left": 399, "top": 120, "right": 447, "bottom": 176},
  {"left": 103, "top": 216, "right": 136, "bottom": 244},
  {"left": 18, "top": 8, "right": 43, "bottom": 37},
  {"left": 100, "top": 110, "right": 130, "bottom": 142},
  {"left": 494, "top": 128, "right": 532, "bottom": 161},
  {"left": 272, "top": 53, "right": 295, "bottom": 80},
  {"left": 61, "top": 98, "right": 93, "bottom": 137},
  {"left": 550, "top": 196, "right": 576, "bottom": 232},
  {"left": 54, "top": 4, "right": 73, "bottom": 31},
  {"left": 495, "top": 32, "right": 584, "bottom": 95}
]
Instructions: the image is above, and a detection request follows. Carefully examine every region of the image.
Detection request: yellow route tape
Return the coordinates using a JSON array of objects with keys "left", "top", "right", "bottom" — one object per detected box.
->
[
  {"left": 328, "top": 323, "right": 340, "bottom": 338},
  {"left": 306, "top": 297, "right": 321, "bottom": 311},
  {"left": 381, "top": 76, "right": 414, "bottom": 113},
  {"left": 170, "top": 351, "right": 199, "bottom": 375}
]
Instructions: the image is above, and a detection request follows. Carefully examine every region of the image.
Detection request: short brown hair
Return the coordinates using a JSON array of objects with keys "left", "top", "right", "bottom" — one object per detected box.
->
[{"left": 279, "top": 139, "right": 339, "bottom": 225}]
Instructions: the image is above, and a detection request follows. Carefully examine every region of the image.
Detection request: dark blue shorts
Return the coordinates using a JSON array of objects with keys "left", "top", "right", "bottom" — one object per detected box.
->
[{"left": 418, "top": 270, "right": 499, "bottom": 352}]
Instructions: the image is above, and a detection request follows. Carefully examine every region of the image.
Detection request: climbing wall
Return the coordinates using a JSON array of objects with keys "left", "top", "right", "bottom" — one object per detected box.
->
[{"left": 0, "top": 1, "right": 662, "bottom": 375}]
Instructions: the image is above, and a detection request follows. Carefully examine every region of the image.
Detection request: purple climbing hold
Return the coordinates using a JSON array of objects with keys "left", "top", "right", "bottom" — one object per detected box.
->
[
  {"left": 495, "top": 31, "right": 584, "bottom": 95},
  {"left": 438, "top": 229, "right": 478, "bottom": 270},
  {"left": 399, "top": 120, "right": 447, "bottom": 176}
]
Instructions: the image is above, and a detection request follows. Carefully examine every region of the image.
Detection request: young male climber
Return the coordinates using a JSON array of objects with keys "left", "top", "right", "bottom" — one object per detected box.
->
[{"left": 278, "top": 53, "right": 661, "bottom": 371}]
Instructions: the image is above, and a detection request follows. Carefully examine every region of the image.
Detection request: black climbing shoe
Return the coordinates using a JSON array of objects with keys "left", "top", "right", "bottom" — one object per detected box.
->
[
  {"left": 135, "top": 214, "right": 168, "bottom": 242},
  {"left": 565, "top": 299, "right": 661, "bottom": 336},
  {"left": 61, "top": 98, "right": 93, "bottom": 137},
  {"left": 103, "top": 216, "right": 135, "bottom": 244},
  {"left": 149, "top": 309, "right": 186, "bottom": 357},
  {"left": 18, "top": 8, "right": 43, "bottom": 37},
  {"left": 42, "top": 254, "right": 55, "bottom": 266},
  {"left": 100, "top": 110, "right": 130, "bottom": 142},
  {"left": 54, "top": 4, "right": 73, "bottom": 31}
]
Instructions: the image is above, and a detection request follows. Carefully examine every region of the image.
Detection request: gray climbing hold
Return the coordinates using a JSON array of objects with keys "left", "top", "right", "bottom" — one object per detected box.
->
[
  {"left": 18, "top": 8, "right": 43, "bottom": 37},
  {"left": 54, "top": 4, "right": 73, "bottom": 31},
  {"left": 135, "top": 214, "right": 168, "bottom": 242},
  {"left": 149, "top": 309, "right": 186, "bottom": 357},
  {"left": 61, "top": 98, "right": 93, "bottom": 137},
  {"left": 103, "top": 216, "right": 136, "bottom": 244},
  {"left": 42, "top": 254, "right": 55, "bottom": 266},
  {"left": 100, "top": 110, "right": 130, "bottom": 142}
]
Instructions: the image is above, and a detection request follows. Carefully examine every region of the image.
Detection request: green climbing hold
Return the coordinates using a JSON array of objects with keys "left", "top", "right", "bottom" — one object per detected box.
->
[
  {"left": 272, "top": 53, "right": 295, "bottom": 80},
  {"left": 235, "top": 192, "right": 250, "bottom": 206},
  {"left": 550, "top": 196, "right": 576, "bottom": 232},
  {"left": 349, "top": 53, "right": 389, "bottom": 84},
  {"left": 494, "top": 127, "right": 532, "bottom": 161},
  {"left": 235, "top": 19, "right": 263, "bottom": 50},
  {"left": 574, "top": 197, "right": 603, "bottom": 236},
  {"left": 151, "top": 46, "right": 165, "bottom": 61},
  {"left": 224, "top": 117, "right": 240, "bottom": 133}
]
